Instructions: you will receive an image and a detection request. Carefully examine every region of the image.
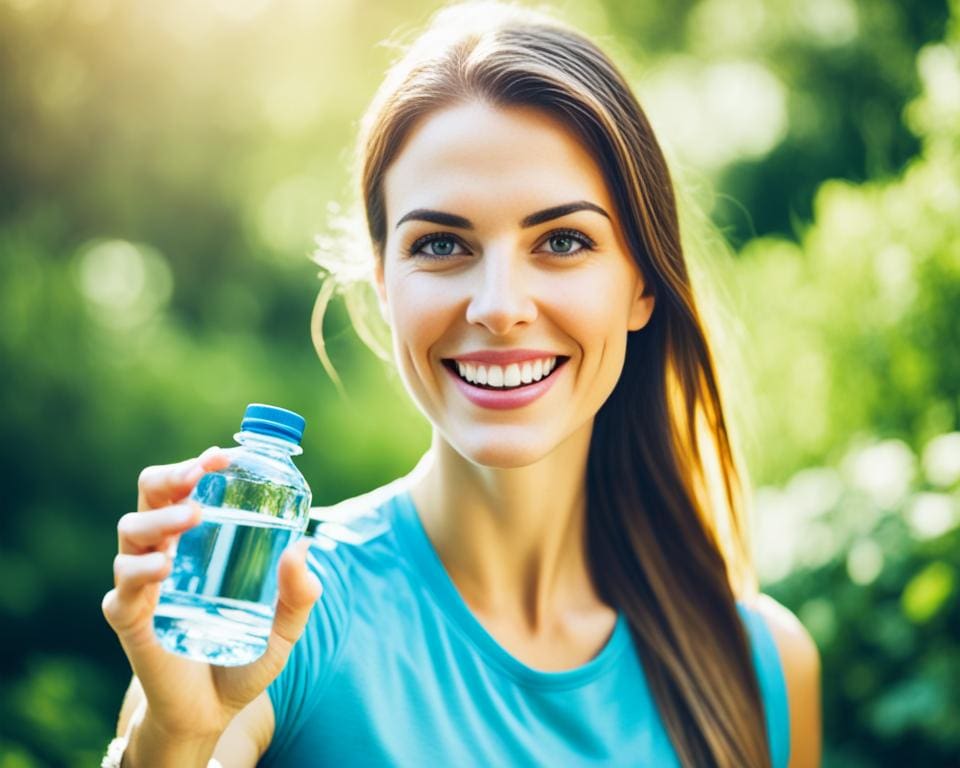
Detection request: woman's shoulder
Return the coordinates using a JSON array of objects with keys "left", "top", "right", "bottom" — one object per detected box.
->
[
  {"left": 303, "top": 477, "right": 413, "bottom": 580},
  {"left": 306, "top": 475, "right": 415, "bottom": 545},
  {"left": 749, "top": 595, "right": 819, "bottom": 664},
  {"left": 748, "top": 594, "right": 822, "bottom": 768}
]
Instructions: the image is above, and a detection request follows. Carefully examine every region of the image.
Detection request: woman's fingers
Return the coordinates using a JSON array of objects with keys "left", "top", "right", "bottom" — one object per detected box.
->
[
  {"left": 113, "top": 551, "right": 172, "bottom": 599},
  {"left": 118, "top": 502, "right": 202, "bottom": 555},
  {"left": 270, "top": 540, "right": 323, "bottom": 648},
  {"left": 102, "top": 550, "right": 171, "bottom": 649},
  {"left": 136, "top": 446, "right": 230, "bottom": 512},
  {"left": 101, "top": 579, "right": 171, "bottom": 681},
  {"left": 118, "top": 502, "right": 200, "bottom": 554}
]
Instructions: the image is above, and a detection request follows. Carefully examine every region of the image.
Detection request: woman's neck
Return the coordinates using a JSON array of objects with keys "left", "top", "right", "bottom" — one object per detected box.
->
[{"left": 406, "top": 420, "right": 607, "bottom": 634}]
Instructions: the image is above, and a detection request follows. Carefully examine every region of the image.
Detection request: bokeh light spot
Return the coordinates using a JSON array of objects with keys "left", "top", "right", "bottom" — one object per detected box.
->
[
  {"left": 75, "top": 239, "right": 172, "bottom": 329},
  {"left": 640, "top": 57, "right": 788, "bottom": 171},
  {"left": 844, "top": 439, "right": 917, "bottom": 509},
  {"left": 906, "top": 493, "right": 958, "bottom": 540},
  {"left": 922, "top": 432, "right": 960, "bottom": 487},
  {"left": 902, "top": 561, "right": 956, "bottom": 623},
  {"left": 846, "top": 538, "right": 884, "bottom": 585}
]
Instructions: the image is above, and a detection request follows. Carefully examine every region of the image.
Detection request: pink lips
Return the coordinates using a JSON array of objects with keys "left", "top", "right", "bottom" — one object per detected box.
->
[{"left": 442, "top": 358, "right": 567, "bottom": 410}]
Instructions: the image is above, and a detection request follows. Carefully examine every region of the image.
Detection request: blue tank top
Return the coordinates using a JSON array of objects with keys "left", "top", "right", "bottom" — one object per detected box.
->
[{"left": 259, "top": 479, "right": 790, "bottom": 767}]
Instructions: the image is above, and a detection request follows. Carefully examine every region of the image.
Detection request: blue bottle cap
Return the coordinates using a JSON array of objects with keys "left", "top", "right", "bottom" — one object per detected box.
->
[{"left": 240, "top": 403, "right": 306, "bottom": 445}]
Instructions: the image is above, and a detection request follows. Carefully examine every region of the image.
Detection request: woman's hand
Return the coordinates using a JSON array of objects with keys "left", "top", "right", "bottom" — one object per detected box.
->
[{"left": 101, "top": 446, "right": 322, "bottom": 743}]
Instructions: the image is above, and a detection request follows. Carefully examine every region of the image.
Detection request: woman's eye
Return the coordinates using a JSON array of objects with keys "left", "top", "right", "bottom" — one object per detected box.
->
[
  {"left": 408, "top": 229, "right": 594, "bottom": 258},
  {"left": 538, "top": 229, "right": 595, "bottom": 255},
  {"left": 547, "top": 235, "right": 580, "bottom": 253},
  {"left": 409, "top": 234, "right": 467, "bottom": 258}
]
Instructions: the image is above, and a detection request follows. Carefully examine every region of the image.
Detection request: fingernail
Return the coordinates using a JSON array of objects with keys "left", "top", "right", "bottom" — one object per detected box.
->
[
  {"left": 200, "top": 445, "right": 221, "bottom": 462},
  {"left": 184, "top": 464, "right": 204, "bottom": 483}
]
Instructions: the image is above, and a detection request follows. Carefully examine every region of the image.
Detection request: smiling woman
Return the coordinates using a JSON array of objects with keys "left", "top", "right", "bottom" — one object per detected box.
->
[{"left": 103, "top": 2, "right": 820, "bottom": 767}]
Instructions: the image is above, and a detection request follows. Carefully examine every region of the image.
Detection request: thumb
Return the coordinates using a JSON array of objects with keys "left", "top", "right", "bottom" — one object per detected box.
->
[
  {"left": 273, "top": 538, "right": 323, "bottom": 646},
  {"left": 247, "top": 538, "right": 322, "bottom": 686}
]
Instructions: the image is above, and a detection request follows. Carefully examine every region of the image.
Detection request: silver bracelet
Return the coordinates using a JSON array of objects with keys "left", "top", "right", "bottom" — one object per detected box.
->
[{"left": 100, "top": 736, "right": 127, "bottom": 768}]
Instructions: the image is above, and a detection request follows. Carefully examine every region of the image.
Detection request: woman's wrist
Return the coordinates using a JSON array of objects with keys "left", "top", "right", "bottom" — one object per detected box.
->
[{"left": 118, "top": 706, "right": 223, "bottom": 768}]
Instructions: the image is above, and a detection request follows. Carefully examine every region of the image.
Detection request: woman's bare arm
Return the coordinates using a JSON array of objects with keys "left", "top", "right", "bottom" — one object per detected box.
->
[
  {"left": 116, "top": 676, "right": 275, "bottom": 767},
  {"left": 755, "top": 593, "right": 823, "bottom": 768}
]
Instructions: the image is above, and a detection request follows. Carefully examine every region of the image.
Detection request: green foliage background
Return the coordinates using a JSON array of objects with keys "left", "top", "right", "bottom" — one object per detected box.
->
[{"left": 0, "top": 0, "right": 957, "bottom": 765}]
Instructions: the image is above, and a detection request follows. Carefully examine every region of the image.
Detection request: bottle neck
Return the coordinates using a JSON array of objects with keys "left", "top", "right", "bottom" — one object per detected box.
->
[{"left": 234, "top": 430, "right": 303, "bottom": 457}]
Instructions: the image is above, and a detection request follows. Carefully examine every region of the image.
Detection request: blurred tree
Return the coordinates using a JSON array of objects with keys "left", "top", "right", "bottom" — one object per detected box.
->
[
  {"left": 732, "top": 30, "right": 960, "bottom": 482},
  {"left": 604, "top": 0, "right": 951, "bottom": 245}
]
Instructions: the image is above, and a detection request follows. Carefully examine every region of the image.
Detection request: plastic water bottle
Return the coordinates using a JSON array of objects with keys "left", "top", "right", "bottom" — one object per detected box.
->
[{"left": 153, "top": 404, "right": 312, "bottom": 666}]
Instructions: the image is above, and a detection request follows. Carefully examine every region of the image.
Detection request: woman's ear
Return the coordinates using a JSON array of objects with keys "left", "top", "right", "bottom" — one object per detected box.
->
[{"left": 627, "top": 280, "right": 655, "bottom": 331}]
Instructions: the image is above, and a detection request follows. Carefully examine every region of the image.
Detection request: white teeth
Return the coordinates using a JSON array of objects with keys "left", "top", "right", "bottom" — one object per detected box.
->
[
  {"left": 503, "top": 364, "right": 521, "bottom": 387},
  {"left": 453, "top": 356, "right": 560, "bottom": 388}
]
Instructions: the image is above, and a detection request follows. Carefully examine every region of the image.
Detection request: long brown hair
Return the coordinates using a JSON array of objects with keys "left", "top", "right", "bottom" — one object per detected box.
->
[{"left": 315, "top": 2, "right": 769, "bottom": 766}]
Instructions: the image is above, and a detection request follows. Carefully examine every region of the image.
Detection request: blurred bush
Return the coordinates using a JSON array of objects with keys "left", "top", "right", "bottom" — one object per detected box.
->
[
  {"left": 731, "top": 32, "right": 960, "bottom": 483},
  {"left": 758, "top": 432, "right": 960, "bottom": 767}
]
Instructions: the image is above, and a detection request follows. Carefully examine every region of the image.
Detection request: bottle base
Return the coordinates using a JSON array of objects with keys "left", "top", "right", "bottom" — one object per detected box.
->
[{"left": 154, "top": 593, "right": 273, "bottom": 667}]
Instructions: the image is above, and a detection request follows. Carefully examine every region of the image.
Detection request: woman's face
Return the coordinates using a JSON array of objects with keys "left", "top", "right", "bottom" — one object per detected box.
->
[{"left": 375, "top": 101, "right": 654, "bottom": 468}]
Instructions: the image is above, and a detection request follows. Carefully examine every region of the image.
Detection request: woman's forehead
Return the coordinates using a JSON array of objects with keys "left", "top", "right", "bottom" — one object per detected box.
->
[{"left": 383, "top": 102, "right": 612, "bottom": 227}]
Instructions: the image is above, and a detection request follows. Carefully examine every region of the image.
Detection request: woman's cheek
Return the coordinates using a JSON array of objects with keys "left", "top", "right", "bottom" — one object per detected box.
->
[
  {"left": 390, "top": 277, "right": 459, "bottom": 378},
  {"left": 554, "top": 272, "right": 627, "bottom": 341}
]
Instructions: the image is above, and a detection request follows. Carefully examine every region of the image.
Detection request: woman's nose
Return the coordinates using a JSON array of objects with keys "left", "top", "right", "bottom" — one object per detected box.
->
[{"left": 464, "top": 253, "right": 538, "bottom": 335}]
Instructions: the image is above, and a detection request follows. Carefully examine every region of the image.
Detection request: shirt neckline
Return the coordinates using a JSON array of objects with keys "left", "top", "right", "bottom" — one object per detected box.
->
[{"left": 391, "top": 485, "right": 631, "bottom": 691}]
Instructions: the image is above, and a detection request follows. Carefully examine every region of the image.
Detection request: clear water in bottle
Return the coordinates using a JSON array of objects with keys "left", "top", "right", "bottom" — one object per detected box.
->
[{"left": 154, "top": 404, "right": 312, "bottom": 666}]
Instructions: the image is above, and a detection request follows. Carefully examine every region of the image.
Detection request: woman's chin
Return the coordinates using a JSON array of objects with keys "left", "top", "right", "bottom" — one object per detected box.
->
[{"left": 451, "top": 435, "right": 556, "bottom": 469}]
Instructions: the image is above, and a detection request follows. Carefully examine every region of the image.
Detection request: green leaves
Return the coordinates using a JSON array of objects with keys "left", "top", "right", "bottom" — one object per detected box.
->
[{"left": 902, "top": 561, "right": 957, "bottom": 624}]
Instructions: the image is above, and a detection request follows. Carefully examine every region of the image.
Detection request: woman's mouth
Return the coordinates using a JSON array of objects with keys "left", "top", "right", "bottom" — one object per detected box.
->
[
  {"left": 439, "top": 355, "right": 570, "bottom": 410},
  {"left": 442, "top": 356, "right": 569, "bottom": 390}
]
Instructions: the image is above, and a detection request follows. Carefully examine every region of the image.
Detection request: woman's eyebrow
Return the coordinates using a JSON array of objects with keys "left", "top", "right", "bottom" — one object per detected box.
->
[
  {"left": 394, "top": 200, "right": 610, "bottom": 230},
  {"left": 521, "top": 201, "right": 610, "bottom": 227}
]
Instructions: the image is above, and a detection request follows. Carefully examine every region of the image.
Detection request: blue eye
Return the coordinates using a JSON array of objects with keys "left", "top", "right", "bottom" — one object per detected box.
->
[
  {"left": 408, "top": 234, "right": 467, "bottom": 259},
  {"left": 549, "top": 235, "right": 575, "bottom": 252},
  {"left": 406, "top": 228, "right": 596, "bottom": 259},
  {"left": 538, "top": 228, "right": 595, "bottom": 255}
]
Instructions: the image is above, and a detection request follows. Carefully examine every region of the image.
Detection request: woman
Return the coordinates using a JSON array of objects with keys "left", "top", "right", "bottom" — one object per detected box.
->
[{"left": 102, "top": 3, "right": 821, "bottom": 766}]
